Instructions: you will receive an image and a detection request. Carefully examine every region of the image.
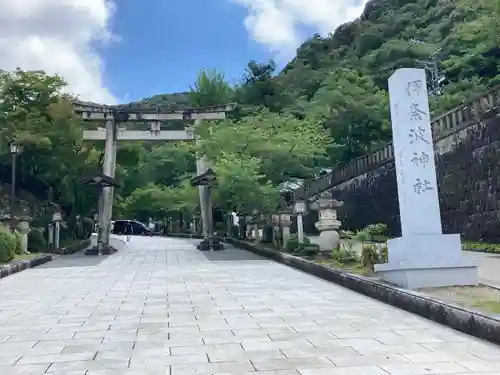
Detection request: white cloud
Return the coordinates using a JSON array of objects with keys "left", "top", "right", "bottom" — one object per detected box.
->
[
  {"left": 0, "top": 0, "right": 117, "bottom": 104},
  {"left": 232, "top": 0, "right": 368, "bottom": 59}
]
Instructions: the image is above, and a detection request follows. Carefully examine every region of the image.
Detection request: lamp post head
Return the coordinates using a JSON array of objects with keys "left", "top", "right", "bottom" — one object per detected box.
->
[{"left": 9, "top": 141, "right": 21, "bottom": 154}]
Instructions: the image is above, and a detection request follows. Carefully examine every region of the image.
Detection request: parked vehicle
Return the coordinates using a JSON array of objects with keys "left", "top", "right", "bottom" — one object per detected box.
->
[{"left": 111, "top": 220, "right": 150, "bottom": 236}]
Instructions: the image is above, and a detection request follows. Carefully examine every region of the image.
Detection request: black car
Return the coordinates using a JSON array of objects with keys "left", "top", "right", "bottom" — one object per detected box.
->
[{"left": 111, "top": 220, "right": 150, "bottom": 236}]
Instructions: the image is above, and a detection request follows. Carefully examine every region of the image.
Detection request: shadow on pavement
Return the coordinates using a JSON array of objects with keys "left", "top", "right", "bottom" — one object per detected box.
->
[
  {"left": 197, "top": 241, "right": 267, "bottom": 262},
  {"left": 37, "top": 251, "right": 109, "bottom": 268}
]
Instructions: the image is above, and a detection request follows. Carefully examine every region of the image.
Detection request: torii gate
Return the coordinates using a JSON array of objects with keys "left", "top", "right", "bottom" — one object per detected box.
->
[{"left": 73, "top": 101, "right": 236, "bottom": 253}]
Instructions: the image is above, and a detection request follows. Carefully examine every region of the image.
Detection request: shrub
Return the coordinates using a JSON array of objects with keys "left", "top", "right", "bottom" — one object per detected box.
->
[
  {"left": 285, "top": 234, "right": 311, "bottom": 253},
  {"left": 28, "top": 227, "right": 47, "bottom": 253},
  {"left": 379, "top": 246, "right": 388, "bottom": 263},
  {"left": 293, "top": 244, "right": 320, "bottom": 257},
  {"left": 339, "top": 230, "right": 355, "bottom": 239},
  {"left": 362, "top": 244, "right": 389, "bottom": 269},
  {"left": 365, "top": 223, "right": 388, "bottom": 236},
  {"left": 0, "top": 226, "right": 17, "bottom": 263},
  {"left": 331, "top": 244, "right": 358, "bottom": 264},
  {"left": 361, "top": 244, "right": 379, "bottom": 267}
]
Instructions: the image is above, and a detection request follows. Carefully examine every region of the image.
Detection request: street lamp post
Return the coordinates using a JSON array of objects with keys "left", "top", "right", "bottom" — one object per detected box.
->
[{"left": 9, "top": 141, "right": 21, "bottom": 232}]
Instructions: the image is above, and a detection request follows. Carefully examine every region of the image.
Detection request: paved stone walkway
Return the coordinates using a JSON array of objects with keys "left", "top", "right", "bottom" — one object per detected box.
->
[{"left": 1, "top": 236, "right": 500, "bottom": 375}]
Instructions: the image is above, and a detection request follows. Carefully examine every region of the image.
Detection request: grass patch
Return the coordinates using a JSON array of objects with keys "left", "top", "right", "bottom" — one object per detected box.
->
[
  {"left": 421, "top": 285, "right": 500, "bottom": 316},
  {"left": 315, "top": 259, "right": 374, "bottom": 276},
  {"left": 462, "top": 241, "right": 500, "bottom": 254},
  {"left": 0, "top": 252, "right": 39, "bottom": 265}
]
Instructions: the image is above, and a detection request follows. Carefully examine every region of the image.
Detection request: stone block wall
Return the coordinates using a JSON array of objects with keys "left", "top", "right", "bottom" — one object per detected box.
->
[{"left": 331, "top": 115, "right": 500, "bottom": 241}]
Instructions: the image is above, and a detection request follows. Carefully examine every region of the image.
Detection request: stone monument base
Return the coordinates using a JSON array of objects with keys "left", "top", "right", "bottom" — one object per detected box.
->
[{"left": 374, "top": 233, "right": 478, "bottom": 289}]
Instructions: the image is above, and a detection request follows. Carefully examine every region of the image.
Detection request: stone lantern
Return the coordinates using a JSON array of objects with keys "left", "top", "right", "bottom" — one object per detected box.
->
[
  {"left": 314, "top": 192, "right": 343, "bottom": 253},
  {"left": 279, "top": 212, "right": 293, "bottom": 246},
  {"left": 16, "top": 215, "right": 32, "bottom": 254}
]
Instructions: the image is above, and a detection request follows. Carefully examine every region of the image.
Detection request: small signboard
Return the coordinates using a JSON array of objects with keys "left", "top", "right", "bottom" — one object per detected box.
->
[{"left": 293, "top": 201, "right": 306, "bottom": 214}]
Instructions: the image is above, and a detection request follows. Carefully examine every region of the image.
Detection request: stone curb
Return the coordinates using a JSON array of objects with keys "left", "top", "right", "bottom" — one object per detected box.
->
[
  {"left": 0, "top": 253, "right": 52, "bottom": 279},
  {"left": 218, "top": 237, "right": 500, "bottom": 346}
]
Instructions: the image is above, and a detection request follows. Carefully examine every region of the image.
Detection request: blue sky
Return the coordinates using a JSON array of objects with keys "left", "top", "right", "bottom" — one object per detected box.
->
[
  {"left": 102, "top": 0, "right": 272, "bottom": 102},
  {"left": 1, "top": 0, "right": 367, "bottom": 104}
]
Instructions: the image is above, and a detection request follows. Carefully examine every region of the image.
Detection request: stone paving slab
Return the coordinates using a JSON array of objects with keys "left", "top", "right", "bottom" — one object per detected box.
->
[{"left": 1, "top": 236, "right": 500, "bottom": 374}]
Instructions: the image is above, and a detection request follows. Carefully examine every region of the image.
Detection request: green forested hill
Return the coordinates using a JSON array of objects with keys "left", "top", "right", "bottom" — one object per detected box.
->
[
  {"left": 279, "top": 0, "right": 499, "bottom": 108},
  {"left": 124, "top": 92, "right": 190, "bottom": 110}
]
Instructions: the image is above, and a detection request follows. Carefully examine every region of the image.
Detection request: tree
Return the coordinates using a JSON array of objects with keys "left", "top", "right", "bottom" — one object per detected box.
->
[
  {"left": 119, "top": 184, "right": 175, "bottom": 220},
  {"left": 237, "top": 59, "right": 292, "bottom": 112},
  {"left": 212, "top": 152, "right": 279, "bottom": 214},
  {"left": 307, "top": 69, "right": 390, "bottom": 164},
  {"left": 119, "top": 181, "right": 198, "bottom": 221},
  {"left": 188, "top": 68, "right": 234, "bottom": 107},
  {"left": 196, "top": 109, "right": 330, "bottom": 185},
  {"left": 0, "top": 69, "right": 91, "bottom": 215}
]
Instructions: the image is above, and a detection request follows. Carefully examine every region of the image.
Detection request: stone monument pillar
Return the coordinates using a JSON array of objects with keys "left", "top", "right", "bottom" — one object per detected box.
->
[
  {"left": 374, "top": 68, "right": 478, "bottom": 289},
  {"left": 314, "top": 195, "right": 343, "bottom": 253}
]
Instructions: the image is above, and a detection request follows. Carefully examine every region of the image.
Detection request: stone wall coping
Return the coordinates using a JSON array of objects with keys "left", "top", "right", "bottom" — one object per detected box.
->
[
  {"left": 217, "top": 236, "right": 500, "bottom": 346},
  {"left": 0, "top": 253, "right": 52, "bottom": 279}
]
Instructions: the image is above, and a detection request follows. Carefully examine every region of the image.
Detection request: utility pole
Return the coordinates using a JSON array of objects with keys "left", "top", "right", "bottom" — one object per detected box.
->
[
  {"left": 409, "top": 39, "right": 446, "bottom": 96},
  {"left": 73, "top": 101, "right": 236, "bottom": 253}
]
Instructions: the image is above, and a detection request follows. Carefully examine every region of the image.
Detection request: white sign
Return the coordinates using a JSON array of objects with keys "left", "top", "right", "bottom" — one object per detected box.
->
[
  {"left": 293, "top": 201, "right": 306, "bottom": 214},
  {"left": 388, "top": 68, "right": 442, "bottom": 236}
]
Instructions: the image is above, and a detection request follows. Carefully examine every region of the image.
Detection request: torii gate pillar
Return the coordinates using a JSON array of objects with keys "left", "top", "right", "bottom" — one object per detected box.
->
[
  {"left": 100, "top": 119, "right": 117, "bottom": 253},
  {"left": 195, "top": 119, "right": 211, "bottom": 238}
]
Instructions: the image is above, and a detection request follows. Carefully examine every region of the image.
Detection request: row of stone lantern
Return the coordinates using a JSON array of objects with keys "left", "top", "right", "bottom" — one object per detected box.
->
[{"left": 170, "top": 190, "right": 344, "bottom": 254}]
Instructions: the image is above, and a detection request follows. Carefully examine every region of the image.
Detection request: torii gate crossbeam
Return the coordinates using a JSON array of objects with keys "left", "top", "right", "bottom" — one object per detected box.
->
[{"left": 73, "top": 101, "right": 236, "bottom": 254}]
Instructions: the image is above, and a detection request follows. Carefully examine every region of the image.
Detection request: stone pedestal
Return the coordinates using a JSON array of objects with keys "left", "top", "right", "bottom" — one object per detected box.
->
[
  {"left": 375, "top": 234, "right": 478, "bottom": 288},
  {"left": 16, "top": 217, "right": 31, "bottom": 254},
  {"left": 314, "top": 197, "right": 343, "bottom": 253},
  {"left": 271, "top": 214, "right": 282, "bottom": 248},
  {"left": 279, "top": 213, "right": 292, "bottom": 247}
]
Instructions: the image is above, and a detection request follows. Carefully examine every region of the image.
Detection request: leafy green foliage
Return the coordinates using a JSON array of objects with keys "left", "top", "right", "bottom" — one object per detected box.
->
[
  {"left": 28, "top": 228, "right": 47, "bottom": 252},
  {"left": 197, "top": 110, "right": 329, "bottom": 185},
  {"left": 119, "top": 181, "right": 198, "bottom": 221},
  {"left": 284, "top": 233, "right": 316, "bottom": 255},
  {"left": 13, "top": 230, "right": 22, "bottom": 254},
  {"left": 331, "top": 246, "right": 359, "bottom": 264},
  {"left": 189, "top": 69, "right": 234, "bottom": 107},
  {"left": 211, "top": 152, "right": 278, "bottom": 214},
  {"left": 0, "top": 226, "right": 17, "bottom": 263}
]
